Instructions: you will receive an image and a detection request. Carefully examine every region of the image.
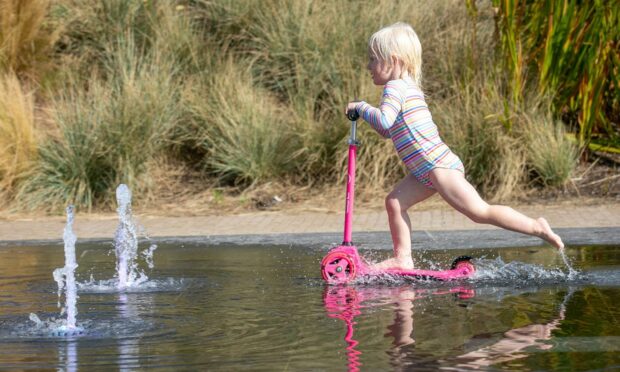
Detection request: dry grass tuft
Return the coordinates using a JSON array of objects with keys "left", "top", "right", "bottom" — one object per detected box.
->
[
  {"left": 0, "top": 72, "right": 37, "bottom": 202},
  {"left": 0, "top": 0, "right": 59, "bottom": 78}
]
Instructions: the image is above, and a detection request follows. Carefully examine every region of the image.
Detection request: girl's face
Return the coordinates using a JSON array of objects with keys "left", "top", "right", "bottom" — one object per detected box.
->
[
  {"left": 367, "top": 54, "right": 392, "bottom": 85},
  {"left": 367, "top": 53, "right": 402, "bottom": 85}
]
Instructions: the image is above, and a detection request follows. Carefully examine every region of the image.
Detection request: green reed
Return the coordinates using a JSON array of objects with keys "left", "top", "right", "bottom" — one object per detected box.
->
[{"left": 491, "top": 0, "right": 619, "bottom": 146}]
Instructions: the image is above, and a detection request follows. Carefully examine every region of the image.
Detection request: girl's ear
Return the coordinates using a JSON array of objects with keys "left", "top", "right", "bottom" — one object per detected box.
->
[{"left": 390, "top": 55, "right": 402, "bottom": 68}]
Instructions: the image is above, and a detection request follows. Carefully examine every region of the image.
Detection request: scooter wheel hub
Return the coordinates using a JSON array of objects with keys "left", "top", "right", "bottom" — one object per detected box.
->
[{"left": 321, "top": 252, "right": 357, "bottom": 284}]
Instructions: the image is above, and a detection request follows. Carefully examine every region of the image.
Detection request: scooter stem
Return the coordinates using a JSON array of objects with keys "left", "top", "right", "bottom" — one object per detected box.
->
[{"left": 343, "top": 117, "right": 358, "bottom": 245}]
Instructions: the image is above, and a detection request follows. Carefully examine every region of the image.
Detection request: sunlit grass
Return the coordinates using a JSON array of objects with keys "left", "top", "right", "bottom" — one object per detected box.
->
[
  {"left": 492, "top": 0, "right": 619, "bottom": 145},
  {"left": 1, "top": 0, "right": 597, "bottom": 211},
  {"left": 182, "top": 59, "right": 300, "bottom": 186},
  {"left": 0, "top": 0, "right": 59, "bottom": 78},
  {"left": 523, "top": 113, "right": 578, "bottom": 187},
  {"left": 434, "top": 79, "right": 527, "bottom": 201},
  {"left": 0, "top": 72, "right": 37, "bottom": 202}
]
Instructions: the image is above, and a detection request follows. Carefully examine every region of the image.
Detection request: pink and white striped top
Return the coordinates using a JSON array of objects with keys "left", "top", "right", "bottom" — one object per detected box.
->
[{"left": 355, "top": 77, "right": 463, "bottom": 185}]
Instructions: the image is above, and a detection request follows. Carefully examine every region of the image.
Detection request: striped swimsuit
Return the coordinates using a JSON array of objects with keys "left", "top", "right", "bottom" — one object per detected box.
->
[{"left": 356, "top": 77, "right": 464, "bottom": 189}]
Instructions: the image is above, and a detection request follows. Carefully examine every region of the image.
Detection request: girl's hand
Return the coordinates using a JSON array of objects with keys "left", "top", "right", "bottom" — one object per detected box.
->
[{"left": 345, "top": 101, "right": 360, "bottom": 121}]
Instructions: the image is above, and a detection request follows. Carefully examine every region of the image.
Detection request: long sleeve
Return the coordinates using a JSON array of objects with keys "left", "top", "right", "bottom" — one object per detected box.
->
[{"left": 355, "top": 80, "right": 405, "bottom": 139}]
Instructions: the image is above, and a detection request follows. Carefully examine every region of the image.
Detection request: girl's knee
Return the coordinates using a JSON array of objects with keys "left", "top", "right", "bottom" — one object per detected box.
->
[
  {"left": 464, "top": 204, "right": 491, "bottom": 224},
  {"left": 385, "top": 193, "right": 403, "bottom": 215}
]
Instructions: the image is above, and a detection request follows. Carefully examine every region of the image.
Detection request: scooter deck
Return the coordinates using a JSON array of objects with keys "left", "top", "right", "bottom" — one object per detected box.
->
[
  {"left": 380, "top": 266, "right": 474, "bottom": 281},
  {"left": 321, "top": 245, "right": 475, "bottom": 284}
]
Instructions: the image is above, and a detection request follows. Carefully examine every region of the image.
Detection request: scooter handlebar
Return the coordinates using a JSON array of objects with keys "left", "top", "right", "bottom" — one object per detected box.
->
[{"left": 346, "top": 109, "right": 360, "bottom": 122}]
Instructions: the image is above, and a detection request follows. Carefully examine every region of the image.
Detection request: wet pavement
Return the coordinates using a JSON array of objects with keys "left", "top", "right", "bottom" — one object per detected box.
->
[{"left": 1, "top": 202, "right": 618, "bottom": 249}]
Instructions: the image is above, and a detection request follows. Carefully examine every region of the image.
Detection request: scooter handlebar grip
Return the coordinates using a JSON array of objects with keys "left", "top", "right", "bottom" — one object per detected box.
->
[{"left": 346, "top": 109, "right": 360, "bottom": 122}]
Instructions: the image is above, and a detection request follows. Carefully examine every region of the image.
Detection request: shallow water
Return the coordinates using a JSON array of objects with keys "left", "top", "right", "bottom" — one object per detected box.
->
[{"left": 0, "top": 242, "right": 619, "bottom": 370}]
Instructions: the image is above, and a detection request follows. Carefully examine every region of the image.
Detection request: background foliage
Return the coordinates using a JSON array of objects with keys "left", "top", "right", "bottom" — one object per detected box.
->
[{"left": 1, "top": 0, "right": 615, "bottom": 212}]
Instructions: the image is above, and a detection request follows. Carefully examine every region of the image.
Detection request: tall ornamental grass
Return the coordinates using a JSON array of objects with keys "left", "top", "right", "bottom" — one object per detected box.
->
[
  {"left": 182, "top": 59, "right": 300, "bottom": 186},
  {"left": 434, "top": 79, "right": 527, "bottom": 201},
  {"left": 52, "top": 0, "right": 155, "bottom": 73},
  {"left": 0, "top": 0, "right": 59, "bottom": 78},
  {"left": 0, "top": 73, "right": 37, "bottom": 201},
  {"left": 17, "top": 36, "right": 181, "bottom": 211},
  {"left": 522, "top": 113, "right": 579, "bottom": 187},
  {"left": 194, "top": 0, "right": 513, "bottom": 191},
  {"left": 1, "top": 0, "right": 585, "bottom": 212},
  {"left": 53, "top": 0, "right": 207, "bottom": 83}
]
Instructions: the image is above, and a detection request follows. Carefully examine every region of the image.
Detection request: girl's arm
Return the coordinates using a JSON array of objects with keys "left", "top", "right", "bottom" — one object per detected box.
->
[{"left": 355, "top": 80, "right": 405, "bottom": 139}]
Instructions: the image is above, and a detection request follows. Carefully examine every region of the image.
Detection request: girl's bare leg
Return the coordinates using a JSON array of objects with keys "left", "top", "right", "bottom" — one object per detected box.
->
[
  {"left": 430, "top": 168, "right": 564, "bottom": 249},
  {"left": 372, "top": 174, "right": 436, "bottom": 271}
]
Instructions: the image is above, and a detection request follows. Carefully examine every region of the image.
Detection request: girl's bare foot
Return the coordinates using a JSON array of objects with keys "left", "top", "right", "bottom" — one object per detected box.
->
[
  {"left": 370, "top": 256, "right": 414, "bottom": 272},
  {"left": 536, "top": 217, "right": 564, "bottom": 249}
]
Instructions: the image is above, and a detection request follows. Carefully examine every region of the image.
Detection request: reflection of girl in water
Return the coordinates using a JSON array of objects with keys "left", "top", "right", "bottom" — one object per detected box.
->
[
  {"left": 385, "top": 290, "right": 415, "bottom": 348},
  {"left": 323, "top": 285, "right": 474, "bottom": 371},
  {"left": 454, "top": 289, "right": 573, "bottom": 369}
]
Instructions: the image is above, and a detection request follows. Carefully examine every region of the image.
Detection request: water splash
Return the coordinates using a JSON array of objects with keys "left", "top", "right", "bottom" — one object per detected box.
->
[
  {"left": 52, "top": 205, "right": 80, "bottom": 330},
  {"left": 473, "top": 256, "right": 583, "bottom": 283},
  {"left": 559, "top": 247, "right": 579, "bottom": 279},
  {"left": 114, "top": 184, "right": 157, "bottom": 290},
  {"left": 26, "top": 314, "right": 86, "bottom": 338}
]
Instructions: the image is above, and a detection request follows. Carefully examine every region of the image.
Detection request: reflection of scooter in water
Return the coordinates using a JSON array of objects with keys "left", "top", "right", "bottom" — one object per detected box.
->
[
  {"left": 323, "top": 285, "right": 475, "bottom": 371},
  {"left": 453, "top": 288, "right": 575, "bottom": 369}
]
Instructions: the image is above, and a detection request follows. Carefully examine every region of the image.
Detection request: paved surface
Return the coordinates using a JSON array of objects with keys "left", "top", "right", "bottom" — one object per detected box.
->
[{"left": 1, "top": 203, "right": 619, "bottom": 247}]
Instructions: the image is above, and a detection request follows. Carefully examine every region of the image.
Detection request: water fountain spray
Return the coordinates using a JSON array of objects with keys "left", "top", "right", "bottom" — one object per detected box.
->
[
  {"left": 52, "top": 205, "right": 80, "bottom": 332},
  {"left": 115, "top": 184, "right": 140, "bottom": 289},
  {"left": 114, "top": 184, "right": 156, "bottom": 289}
]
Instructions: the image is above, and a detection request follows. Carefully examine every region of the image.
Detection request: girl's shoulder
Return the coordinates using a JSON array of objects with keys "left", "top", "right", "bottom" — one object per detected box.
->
[
  {"left": 385, "top": 78, "right": 409, "bottom": 89},
  {"left": 385, "top": 77, "right": 423, "bottom": 94},
  {"left": 402, "top": 77, "right": 425, "bottom": 101},
  {"left": 384, "top": 79, "right": 409, "bottom": 99}
]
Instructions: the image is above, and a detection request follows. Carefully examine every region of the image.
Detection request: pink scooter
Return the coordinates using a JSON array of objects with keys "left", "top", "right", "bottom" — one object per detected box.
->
[{"left": 320, "top": 110, "right": 475, "bottom": 284}]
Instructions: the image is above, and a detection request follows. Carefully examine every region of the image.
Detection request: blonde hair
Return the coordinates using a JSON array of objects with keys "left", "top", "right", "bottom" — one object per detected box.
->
[{"left": 368, "top": 22, "right": 423, "bottom": 87}]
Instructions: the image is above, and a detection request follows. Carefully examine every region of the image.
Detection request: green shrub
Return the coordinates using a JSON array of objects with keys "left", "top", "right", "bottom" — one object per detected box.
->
[
  {"left": 17, "top": 35, "right": 180, "bottom": 211},
  {"left": 523, "top": 114, "right": 578, "bottom": 187},
  {"left": 182, "top": 59, "right": 300, "bottom": 186}
]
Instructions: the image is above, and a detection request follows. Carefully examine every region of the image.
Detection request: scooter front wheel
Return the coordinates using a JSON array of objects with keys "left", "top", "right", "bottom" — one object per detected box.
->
[{"left": 321, "top": 252, "right": 357, "bottom": 284}]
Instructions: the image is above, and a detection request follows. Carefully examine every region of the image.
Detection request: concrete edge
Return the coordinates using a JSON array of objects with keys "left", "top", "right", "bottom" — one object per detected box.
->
[{"left": 1, "top": 227, "right": 618, "bottom": 251}]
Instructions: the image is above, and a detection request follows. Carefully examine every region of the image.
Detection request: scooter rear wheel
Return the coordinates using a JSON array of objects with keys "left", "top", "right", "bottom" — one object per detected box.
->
[
  {"left": 321, "top": 252, "right": 356, "bottom": 284},
  {"left": 450, "top": 256, "right": 475, "bottom": 274}
]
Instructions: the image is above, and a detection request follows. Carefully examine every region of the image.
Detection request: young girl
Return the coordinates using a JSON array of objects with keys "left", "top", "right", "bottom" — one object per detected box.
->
[{"left": 346, "top": 22, "right": 564, "bottom": 271}]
